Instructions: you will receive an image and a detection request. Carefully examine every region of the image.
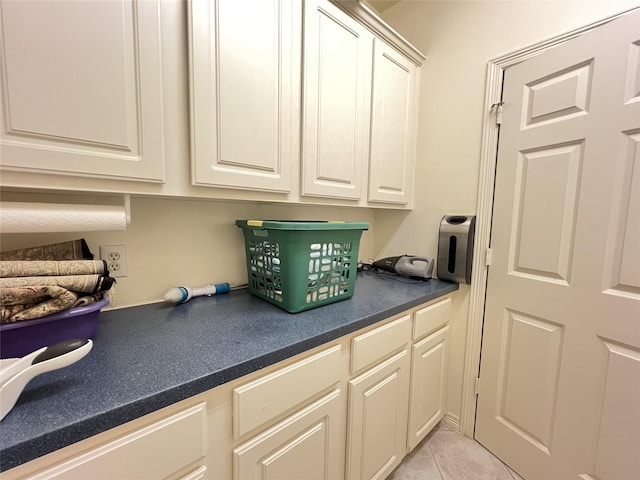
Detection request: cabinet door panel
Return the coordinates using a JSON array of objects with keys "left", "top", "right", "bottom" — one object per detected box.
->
[
  {"left": 347, "top": 350, "right": 410, "bottom": 480},
  {"left": 413, "top": 297, "right": 452, "bottom": 341},
  {"left": 369, "top": 39, "right": 418, "bottom": 204},
  {"left": 302, "top": 0, "right": 372, "bottom": 200},
  {"left": 233, "top": 345, "right": 341, "bottom": 439},
  {"left": 351, "top": 314, "right": 411, "bottom": 374},
  {"left": 179, "top": 466, "right": 208, "bottom": 480},
  {"left": 189, "top": 0, "right": 298, "bottom": 192},
  {"left": 233, "top": 389, "right": 343, "bottom": 480},
  {"left": 29, "top": 404, "right": 207, "bottom": 480},
  {"left": 0, "top": 0, "right": 164, "bottom": 182},
  {"left": 408, "top": 325, "right": 450, "bottom": 450}
]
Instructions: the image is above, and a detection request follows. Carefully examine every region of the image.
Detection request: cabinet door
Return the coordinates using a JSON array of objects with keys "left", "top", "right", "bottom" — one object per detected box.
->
[
  {"left": 233, "top": 345, "right": 341, "bottom": 439},
  {"left": 368, "top": 39, "right": 419, "bottom": 205},
  {"left": 233, "top": 389, "right": 344, "bottom": 480},
  {"left": 302, "top": 0, "right": 373, "bottom": 200},
  {"left": 408, "top": 325, "right": 450, "bottom": 451},
  {"left": 27, "top": 404, "right": 207, "bottom": 480},
  {"left": 0, "top": 0, "right": 164, "bottom": 183},
  {"left": 189, "top": 0, "right": 299, "bottom": 192},
  {"left": 346, "top": 350, "right": 410, "bottom": 480}
]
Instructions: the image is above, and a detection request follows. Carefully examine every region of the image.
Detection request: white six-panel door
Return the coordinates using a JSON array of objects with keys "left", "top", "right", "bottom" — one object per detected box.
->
[{"left": 476, "top": 8, "right": 640, "bottom": 480}]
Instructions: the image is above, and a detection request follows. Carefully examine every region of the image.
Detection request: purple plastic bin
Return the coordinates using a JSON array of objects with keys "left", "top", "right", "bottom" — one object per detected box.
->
[{"left": 0, "top": 298, "right": 109, "bottom": 359}]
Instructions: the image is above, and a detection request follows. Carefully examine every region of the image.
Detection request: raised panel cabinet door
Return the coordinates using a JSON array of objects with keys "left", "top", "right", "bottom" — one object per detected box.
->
[
  {"left": 0, "top": 0, "right": 165, "bottom": 183},
  {"left": 346, "top": 350, "right": 410, "bottom": 480},
  {"left": 27, "top": 404, "right": 207, "bottom": 480},
  {"left": 408, "top": 325, "right": 450, "bottom": 451},
  {"left": 189, "top": 0, "right": 299, "bottom": 192},
  {"left": 302, "top": 0, "right": 373, "bottom": 200},
  {"left": 233, "top": 389, "right": 344, "bottom": 480},
  {"left": 233, "top": 344, "right": 342, "bottom": 439},
  {"left": 368, "top": 39, "right": 419, "bottom": 205}
]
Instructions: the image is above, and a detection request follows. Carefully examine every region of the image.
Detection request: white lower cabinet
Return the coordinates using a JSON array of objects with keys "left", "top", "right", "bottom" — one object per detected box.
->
[
  {"left": 408, "top": 326, "right": 450, "bottom": 450},
  {"left": 233, "top": 389, "right": 343, "bottom": 480},
  {"left": 232, "top": 345, "right": 342, "bottom": 439},
  {"left": 346, "top": 314, "right": 411, "bottom": 480},
  {"left": 26, "top": 403, "right": 208, "bottom": 480},
  {"left": 180, "top": 466, "right": 209, "bottom": 480},
  {"left": 347, "top": 350, "right": 410, "bottom": 480},
  {"left": 3, "top": 296, "right": 454, "bottom": 480},
  {"left": 231, "top": 344, "right": 345, "bottom": 480},
  {"left": 408, "top": 298, "right": 452, "bottom": 450}
]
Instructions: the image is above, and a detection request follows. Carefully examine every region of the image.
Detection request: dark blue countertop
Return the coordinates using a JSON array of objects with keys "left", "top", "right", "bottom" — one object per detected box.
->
[{"left": 0, "top": 272, "right": 457, "bottom": 472}]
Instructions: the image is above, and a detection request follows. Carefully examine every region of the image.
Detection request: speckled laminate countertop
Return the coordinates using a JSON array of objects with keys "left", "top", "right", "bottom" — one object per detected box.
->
[{"left": 0, "top": 272, "right": 458, "bottom": 472}]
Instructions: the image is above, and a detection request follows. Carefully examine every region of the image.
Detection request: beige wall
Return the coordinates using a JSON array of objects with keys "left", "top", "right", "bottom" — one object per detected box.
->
[
  {"left": 376, "top": 0, "right": 639, "bottom": 427},
  {"left": 0, "top": 192, "right": 375, "bottom": 308}
]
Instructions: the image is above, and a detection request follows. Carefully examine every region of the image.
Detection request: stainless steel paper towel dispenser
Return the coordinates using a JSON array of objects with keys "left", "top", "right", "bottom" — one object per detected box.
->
[{"left": 437, "top": 215, "right": 476, "bottom": 284}]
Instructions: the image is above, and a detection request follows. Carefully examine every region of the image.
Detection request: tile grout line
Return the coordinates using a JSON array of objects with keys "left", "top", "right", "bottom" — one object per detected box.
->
[{"left": 427, "top": 436, "right": 446, "bottom": 480}]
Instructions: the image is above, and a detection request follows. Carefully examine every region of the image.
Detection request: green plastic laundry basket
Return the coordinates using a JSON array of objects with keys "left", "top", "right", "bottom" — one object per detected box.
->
[{"left": 236, "top": 220, "right": 369, "bottom": 313}]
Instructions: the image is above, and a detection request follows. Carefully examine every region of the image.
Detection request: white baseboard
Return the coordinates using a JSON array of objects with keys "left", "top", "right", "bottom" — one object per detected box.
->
[{"left": 440, "top": 413, "right": 462, "bottom": 434}]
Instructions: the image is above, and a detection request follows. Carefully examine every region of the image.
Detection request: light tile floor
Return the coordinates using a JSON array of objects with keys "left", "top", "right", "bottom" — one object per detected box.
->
[{"left": 388, "top": 423, "right": 525, "bottom": 480}]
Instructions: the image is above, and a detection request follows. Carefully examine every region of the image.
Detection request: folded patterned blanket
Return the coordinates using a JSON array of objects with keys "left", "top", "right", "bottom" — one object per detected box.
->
[
  {"left": 0, "top": 260, "right": 108, "bottom": 277},
  {"left": 0, "top": 274, "right": 114, "bottom": 294},
  {"left": 0, "top": 240, "right": 114, "bottom": 324},
  {"left": 0, "top": 286, "right": 81, "bottom": 323},
  {"left": 0, "top": 239, "right": 93, "bottom": 261}
]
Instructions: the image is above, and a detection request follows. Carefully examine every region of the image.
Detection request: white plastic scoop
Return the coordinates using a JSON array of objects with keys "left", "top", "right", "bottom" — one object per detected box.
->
[{"left": 0, "top": 338, "right": 93, "bottom": 421}]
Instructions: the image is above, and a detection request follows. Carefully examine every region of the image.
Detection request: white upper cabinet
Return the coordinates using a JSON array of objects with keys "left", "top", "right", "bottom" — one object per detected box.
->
[
  {"left": 368, "top": 39, "right": 420, "bottom": 205},
  {"left": 0, "top": 0, "right": 165, "bottom": 183},
  {"left": 302, "top": 0, "right": 424, "bottom": 207},
  {"left": 189, "top": 0, "right": 300, "bottom": 192},
  {"left": 301, "top": 0, "right": 373, "bottom": 200},
  {"left": 0, "top": 0, "right": 424, "bottom": 206}
]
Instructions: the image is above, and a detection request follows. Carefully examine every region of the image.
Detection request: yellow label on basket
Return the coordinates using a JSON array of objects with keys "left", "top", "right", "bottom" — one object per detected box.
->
[
  {"left": 247, "top": 220, "right": 264, "bottom": 227},
  {"left": 328, "top": 220, "right": 345, "bottom": 223}
]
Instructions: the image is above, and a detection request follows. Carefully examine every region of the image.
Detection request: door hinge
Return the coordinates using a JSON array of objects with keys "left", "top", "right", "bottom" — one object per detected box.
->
[
  {"left": 485, "top": 247, "right": 493, "bottom": 266},
  {"left": 475, "top": 377, "right": 481, "bottom": 395},
  {"left": 491, "top": 102, "right": 504, "bottom": 125}
]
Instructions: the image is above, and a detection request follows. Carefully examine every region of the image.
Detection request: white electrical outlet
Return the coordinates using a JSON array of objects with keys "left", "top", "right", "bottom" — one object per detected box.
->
[{"left": 100, "top": 245, "right": 128, "bottom": 278}]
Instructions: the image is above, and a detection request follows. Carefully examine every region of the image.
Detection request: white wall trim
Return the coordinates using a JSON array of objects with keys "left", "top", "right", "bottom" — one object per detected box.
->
[
  {"left": 459, "top": 60, "right": 502, "bottom": 438},
  {"left": 459, "top": 5, "right": 640, "bottom": 438}
]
